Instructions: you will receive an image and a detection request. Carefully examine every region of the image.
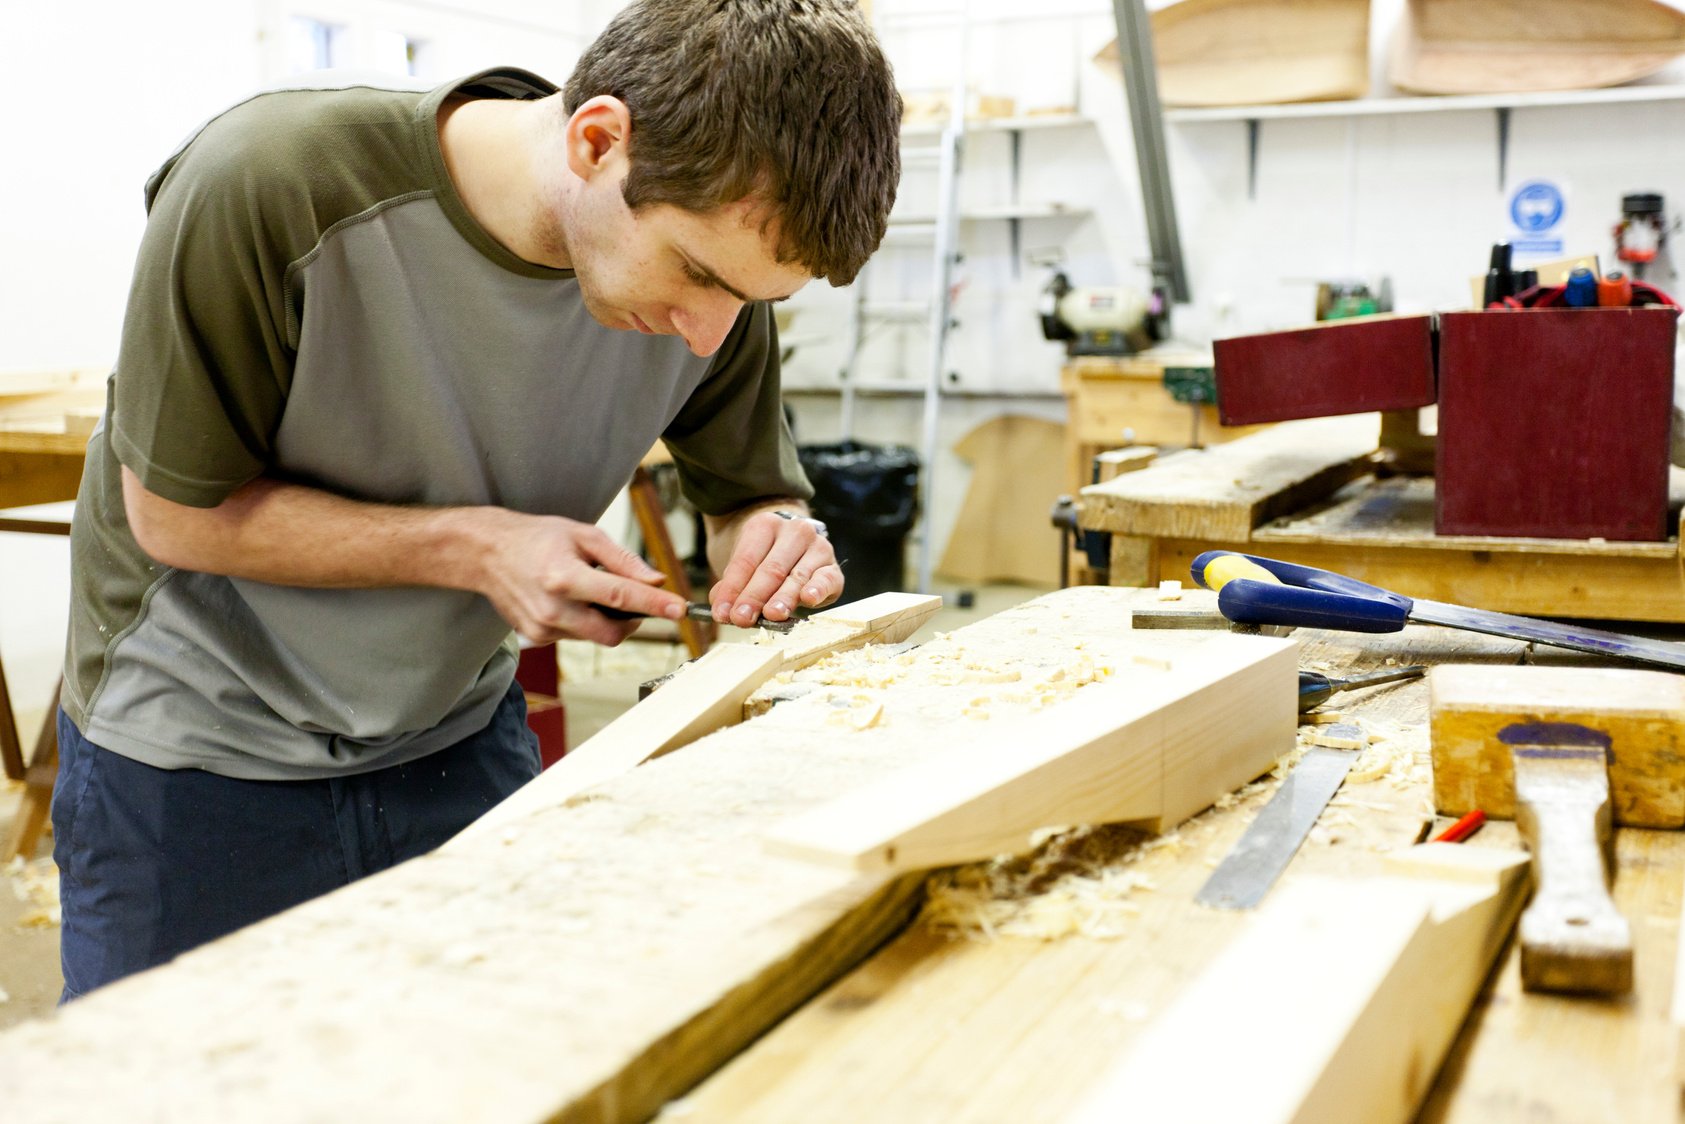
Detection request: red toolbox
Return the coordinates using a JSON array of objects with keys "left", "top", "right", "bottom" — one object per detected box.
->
[{"left": 1214, "top": 307, "right": 1679, "bottom": 542}]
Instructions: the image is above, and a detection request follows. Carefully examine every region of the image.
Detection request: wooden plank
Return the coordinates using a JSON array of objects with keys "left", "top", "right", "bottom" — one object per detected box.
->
[
  {"left": 1077, "top": 415, "right": 1380, "bottom": 540},
  {"left": 0, "top": 586, "right": 1199, "bottom": 1123},
  {"left": 459, "top": 591, "right": 941, "bottom": 840},
  {"left": 764, "top": 631, "right": 1299, "bottom": 872},
  {"left": 1070, "top": 844, "right": 1529, "bottom": 1124},
  {"left": 1419, "top": 827, "right": 1683, "bottom": 1124}
]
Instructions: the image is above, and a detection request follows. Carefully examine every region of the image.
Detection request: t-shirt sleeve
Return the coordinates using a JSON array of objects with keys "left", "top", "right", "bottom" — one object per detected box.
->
[
  {"left": 661, "top": 301, "right": 813, "bottom": 515},
  {"left": 109, "top": 112, "right": 296, "bottom": 508}
]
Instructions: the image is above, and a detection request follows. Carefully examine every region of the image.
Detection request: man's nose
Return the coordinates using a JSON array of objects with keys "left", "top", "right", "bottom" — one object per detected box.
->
[{"left": 672, "top": 294, "right": 744, "bottom": 358}]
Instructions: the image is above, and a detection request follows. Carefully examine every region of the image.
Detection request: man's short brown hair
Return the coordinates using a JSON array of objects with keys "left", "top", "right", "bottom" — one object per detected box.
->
[{"left": 565, "top": 0, "right": 901, "bottom": 287}]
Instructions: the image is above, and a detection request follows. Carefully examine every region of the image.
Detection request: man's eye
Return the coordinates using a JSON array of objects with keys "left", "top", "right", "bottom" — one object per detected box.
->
[{"left": 681, "top": 263, "right": 715, "bottom": 288}]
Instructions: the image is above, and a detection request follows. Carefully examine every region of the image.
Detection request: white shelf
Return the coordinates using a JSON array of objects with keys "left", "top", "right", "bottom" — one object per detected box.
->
[
  {"left": 1165, "top": 83, "right": 1685, "bottom": 123},
  {"left": 901, "top": 113, "right": 1091, "bottom": 138},
  {"left": 888, "top": 203, "right": 1089, "bottom": 225}
]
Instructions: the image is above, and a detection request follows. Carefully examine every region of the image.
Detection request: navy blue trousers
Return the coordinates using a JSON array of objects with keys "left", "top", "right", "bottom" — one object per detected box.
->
[{"left": 51, "top": 680, "right": 540, "bottom": 1001}]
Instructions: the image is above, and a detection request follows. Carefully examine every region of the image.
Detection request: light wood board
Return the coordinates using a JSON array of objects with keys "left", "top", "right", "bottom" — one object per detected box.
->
[
  {"left": 1070, "top": 844, "right": 1530, "bottom": 1124},
  {"left": 765, "top": 630, "right": 1298, "bottom": 871},
  {"left": 458, "top": 591, "right": 940, "bottom": 840}
]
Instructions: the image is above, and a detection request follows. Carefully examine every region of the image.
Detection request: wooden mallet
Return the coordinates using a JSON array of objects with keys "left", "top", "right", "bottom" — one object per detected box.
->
[{"left": 1430, "top": 664, "right": 1685, "bottom": 994}]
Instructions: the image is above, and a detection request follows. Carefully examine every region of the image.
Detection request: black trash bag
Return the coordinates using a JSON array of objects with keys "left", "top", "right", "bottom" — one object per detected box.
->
[{"left": 797, "top": 440, "right": 920, "bottom": 601}]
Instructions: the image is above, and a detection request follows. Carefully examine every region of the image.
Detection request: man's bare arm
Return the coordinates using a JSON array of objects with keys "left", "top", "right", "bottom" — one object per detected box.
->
[{"left": 121, "top": 467, "right": 685, "bottom": 645}]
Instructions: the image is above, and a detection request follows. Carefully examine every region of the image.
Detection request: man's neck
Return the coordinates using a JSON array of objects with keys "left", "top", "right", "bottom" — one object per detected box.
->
[{"left": 437, "top": 95, "right": 572, "bottom": 269}]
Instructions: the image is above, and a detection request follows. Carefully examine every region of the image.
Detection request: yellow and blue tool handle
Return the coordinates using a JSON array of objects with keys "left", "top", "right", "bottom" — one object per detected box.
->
[{"left": 1190, "top": 550, "right": 1412, "bottom": 633}]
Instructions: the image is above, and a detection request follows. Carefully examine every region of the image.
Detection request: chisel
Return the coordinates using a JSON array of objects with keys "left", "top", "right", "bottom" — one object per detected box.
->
[{"left": 595, "top": 601, "right": 810, "bottom": 633}]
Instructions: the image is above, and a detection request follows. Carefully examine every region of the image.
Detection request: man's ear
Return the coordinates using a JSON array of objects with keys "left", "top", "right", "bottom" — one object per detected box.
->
[{"left": 564, "top": 95, "right": 632, "bottom": 181}]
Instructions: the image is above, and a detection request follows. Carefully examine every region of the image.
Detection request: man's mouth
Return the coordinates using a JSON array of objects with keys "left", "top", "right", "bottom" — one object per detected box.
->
[{"left": 629, "top": 313, "right": 655, "bottom": 334}]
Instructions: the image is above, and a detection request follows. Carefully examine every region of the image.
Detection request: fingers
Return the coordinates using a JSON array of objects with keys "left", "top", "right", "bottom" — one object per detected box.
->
[
  {"left": 710, "top": 512, "right": 844, "bottom": 626},
  {"left": 486, "top": 516, "right": 688, "bottom": 646}
]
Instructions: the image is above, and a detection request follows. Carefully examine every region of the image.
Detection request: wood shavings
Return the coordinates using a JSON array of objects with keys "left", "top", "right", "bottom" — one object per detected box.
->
[
  {"left": 7, "top": 855, "right": 61, "bottom": 929},
  {"left": 0, "top": 983, "right": 9, "bottom": 1004},
  {"left": 1156, "top": 580, "right": 1183, "bottom": 600},
  {"left": 921, "top": 824, "right": 1162, "bottom": 942},
  {"left": 1304, "top": 710, "right": 1346, "bottom": 725},
  {"left": 1130, "top": 653, "right": 1173, "bottom": 671},
  {"left": 1310, "top": 722, "right": 1368, "bottom": 750}
]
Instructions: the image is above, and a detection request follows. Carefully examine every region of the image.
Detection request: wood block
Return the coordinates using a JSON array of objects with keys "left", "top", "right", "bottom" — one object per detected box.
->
[
  {"left": 763, "top": 630, "right": 1300, "bottom": 872},
  {"left": 1429, "top": 663, "right": 1685, "bottom": 828},
  {"left": 1214, "top": 315, "right": 1436, "bottom": 426},
  {"left": 1436, "top": 308, "right": 1677, "bottom": 541},
  {"left": 1070, "top": 844, "right": 1530, "bottom": 1124}
]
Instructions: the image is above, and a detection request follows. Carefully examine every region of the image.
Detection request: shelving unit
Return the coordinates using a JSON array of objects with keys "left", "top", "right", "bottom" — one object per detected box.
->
[{"left": 1167, "top": 83, "right": 1685, "bottom": 195}]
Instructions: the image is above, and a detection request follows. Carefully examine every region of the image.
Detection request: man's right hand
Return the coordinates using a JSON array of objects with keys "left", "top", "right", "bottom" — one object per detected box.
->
[
  {"left": 472, "top": 508, "right": 686, "bottom": 645},
  {"left": 121, "top": 468, "right": 687, "bottom": 647}
]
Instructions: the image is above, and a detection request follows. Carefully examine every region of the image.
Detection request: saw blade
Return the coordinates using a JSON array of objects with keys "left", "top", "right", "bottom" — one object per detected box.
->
[
  {"left": 1194, "top": 748, "right": 1357, "bottom": 910},
  {"left": 1410, "top": 600, "right": 1685, "bottom": 672}
]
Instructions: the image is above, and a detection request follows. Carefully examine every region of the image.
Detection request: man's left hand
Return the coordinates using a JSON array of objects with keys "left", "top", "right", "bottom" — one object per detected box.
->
[{"left": 707, "top": 507, "right": 843, "bottom": 628}]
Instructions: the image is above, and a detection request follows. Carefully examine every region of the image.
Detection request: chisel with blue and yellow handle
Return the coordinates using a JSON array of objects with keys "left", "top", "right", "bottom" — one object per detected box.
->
[{"left": 1191, "top": 550, "right": 1685, "bottom": 673}]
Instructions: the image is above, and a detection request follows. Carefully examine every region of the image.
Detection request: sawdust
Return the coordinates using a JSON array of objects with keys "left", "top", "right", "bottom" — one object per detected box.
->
[
  {"left": 7, "top": 855, "right": 60, "bottom": 929},
  {"left": 920, "top": 824, "right": 1180, "bottom": 942}
]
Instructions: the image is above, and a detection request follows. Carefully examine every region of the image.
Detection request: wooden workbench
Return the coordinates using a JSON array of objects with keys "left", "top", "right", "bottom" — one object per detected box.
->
[
  {"left": 1078, "top": 414, "right": 1685, "bottom": 624},
  {"left": 1059, "top": 354, "right": 1270, "bottom": 498},
  {"left": 2, "top": 585, "right": 1679, "bottom": 1122},
  {"left": 0, "top": 369, "right": 103, "bottom": 508}
]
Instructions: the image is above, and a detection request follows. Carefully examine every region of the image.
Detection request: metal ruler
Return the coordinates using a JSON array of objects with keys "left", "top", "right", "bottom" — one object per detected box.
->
[{"left": 1195, "top": 746, "right": 1358, "bottom": 910}]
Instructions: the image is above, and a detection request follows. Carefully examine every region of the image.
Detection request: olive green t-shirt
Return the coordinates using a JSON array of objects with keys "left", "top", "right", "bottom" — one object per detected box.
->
[{"left": 63, "top": 68, "right": 811, "bottom": 780}]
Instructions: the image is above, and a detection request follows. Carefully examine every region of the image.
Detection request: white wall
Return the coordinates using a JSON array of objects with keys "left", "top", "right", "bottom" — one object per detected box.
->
[{"left": 4, "top": 0, "right": 1684, "bottom": 603}]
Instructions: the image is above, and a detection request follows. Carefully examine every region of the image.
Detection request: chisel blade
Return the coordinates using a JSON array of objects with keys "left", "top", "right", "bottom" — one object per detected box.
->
[
  {"left": 1194, "top": 748, "right": 1357, "bottom": 910},
  {"left": 1410, "top": 600, "right": 1685, "bottom": 672}
]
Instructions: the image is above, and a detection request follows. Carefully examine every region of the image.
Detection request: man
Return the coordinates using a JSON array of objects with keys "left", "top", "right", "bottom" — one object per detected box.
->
[{"left": 54, "top": 0, "right": 901, "bottom": 999}]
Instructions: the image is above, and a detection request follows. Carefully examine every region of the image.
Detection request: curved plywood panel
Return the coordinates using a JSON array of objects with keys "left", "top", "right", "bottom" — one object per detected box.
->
[
  {"left": 1391, "top": 0, "right": 1685, "bottom": 94},
  {"left": 1097, "top": 0, "right": 1370, "bottom": 107}
]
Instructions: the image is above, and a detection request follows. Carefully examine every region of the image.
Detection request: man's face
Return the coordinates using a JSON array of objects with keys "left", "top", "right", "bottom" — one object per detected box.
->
[{"left": 561, "top": 168, "right": 813, "bottom": 358}]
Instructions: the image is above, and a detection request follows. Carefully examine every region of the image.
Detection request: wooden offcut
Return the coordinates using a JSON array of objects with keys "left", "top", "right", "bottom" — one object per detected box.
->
[
  {"left": 765, "top": 630, "right": 1299, "bottom": 872},
  {"left": 935, "top": 414, "right": 1065, "bottom": 589},
  {"left": 1070, "top": 844, "right": 1530, "bottom": 1124},
  {"left": 460, "top": 591, "right": 940, "bottom": 840},
  {"left": 1391, "top": 0, "right": 1685, "bottom": 95},
  {"left": 1214, "top": 315, "right": 1437, "bottom": 426}
]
